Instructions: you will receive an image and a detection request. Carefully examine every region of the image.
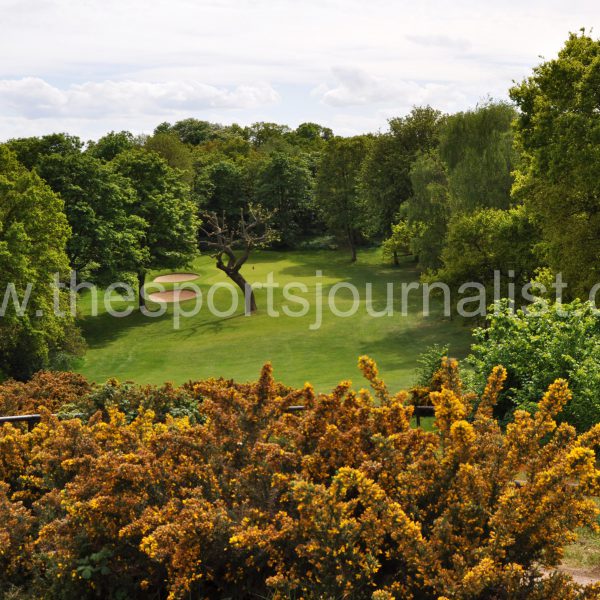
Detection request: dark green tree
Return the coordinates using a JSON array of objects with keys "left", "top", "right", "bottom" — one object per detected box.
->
[
  {"left": 254, "top": 152, "right": 313, "bottom": 247},
  {"left": 156, "top": 119, "right": 222, "bottom": 146},
  {"left": 36, "top": 152, "right": 147, "bottom": 284},
  {"left": 113, "top": 149, "right": 199, "bottom": 307},
  {"left": 315, "top": 136, "right": 371, "bottom": 262},
  {"left": 194, "top": 159, "right": 248, "bottom": 221},
  {"left": 360, "top": 106, "right": 443, "bottom": 238},
  {"left": 7, "top": 133, "right": 83, "bottom": 170}
]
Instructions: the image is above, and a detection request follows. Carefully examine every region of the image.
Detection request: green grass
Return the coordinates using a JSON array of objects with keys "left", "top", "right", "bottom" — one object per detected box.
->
[
  {"left": 76, "top": 248, "right": 472, "bottom": 391},
  {"left": 563, "top": 498, "right": 600, "bottom": 575}
]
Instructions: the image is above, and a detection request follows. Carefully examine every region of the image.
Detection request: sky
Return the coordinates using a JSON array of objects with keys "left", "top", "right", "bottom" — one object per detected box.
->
[{"left": 0, "top": 0, "right": 599, "bottom": 141}]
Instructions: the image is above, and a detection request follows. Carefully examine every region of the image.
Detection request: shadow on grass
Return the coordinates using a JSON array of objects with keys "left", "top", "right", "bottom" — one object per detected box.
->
[
  {"left": 357, "top": 319, "right": 472, "bottom": 373},
  {"left": 79, "top": 299, "right": 255, "bottom": 347},
  {"left": 79, "top": 308, "right": 174, "bottom": 348}
]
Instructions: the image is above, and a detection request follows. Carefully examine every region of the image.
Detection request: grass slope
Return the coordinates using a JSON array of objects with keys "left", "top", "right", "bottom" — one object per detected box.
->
[{"left": 76, "top": 248, "right": 472, "bottom": 391}]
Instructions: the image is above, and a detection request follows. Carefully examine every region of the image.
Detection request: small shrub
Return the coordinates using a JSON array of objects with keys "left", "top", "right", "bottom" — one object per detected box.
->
[{"left": 469, "top": 298, "right": 600, "bottom": 430}]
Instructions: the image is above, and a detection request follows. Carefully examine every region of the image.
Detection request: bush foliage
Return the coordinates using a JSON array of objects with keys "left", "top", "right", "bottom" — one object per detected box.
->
[
  {"left": 470, "top": 299, "right": 600, "bottom": 431},
  {"left": 0, "top": 361, "right": 599, "bottom": 599}
]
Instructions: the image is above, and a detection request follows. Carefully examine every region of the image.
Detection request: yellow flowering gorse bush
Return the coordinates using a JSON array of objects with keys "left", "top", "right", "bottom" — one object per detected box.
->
[{"left": 0, "top": 358, "right": 599, "bottom": 599}]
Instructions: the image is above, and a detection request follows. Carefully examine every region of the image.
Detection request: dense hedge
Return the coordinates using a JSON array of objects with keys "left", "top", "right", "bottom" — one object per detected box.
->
[{"left": 1, "top": 360, "right": 599, "bottom": 599}]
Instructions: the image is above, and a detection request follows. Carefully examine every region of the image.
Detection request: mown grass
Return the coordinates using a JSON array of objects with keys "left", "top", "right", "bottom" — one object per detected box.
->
[
  {"left": 563, "top": 498, "right": 600, "bottom": 576},
  {"left": 76, "top": 248, "right": 472, "bottom": 391}
]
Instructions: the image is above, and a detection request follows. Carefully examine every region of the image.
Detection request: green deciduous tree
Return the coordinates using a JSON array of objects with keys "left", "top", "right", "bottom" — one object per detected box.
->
[
  {"left": 0, "top": 147, "right": 81, "bottom": 379},
  {"left": 244, "top": 122, "right": 291, "bottom": 148},
  {"left": 156, "top": 119, "right": 223, "bottom": 146},
  {"left": 7, "top": 133, "right": 83, "bottom": 170},
  {"left": 510, "top": 31, "right": 600, "bottom": 297},
  {"left": 430, "top": 205, "right": 538, "bottom": 299},
  {"left": 439, "top": 101, "right": 516, "bottom": 213},
  {"left": 405, "top": 150, "right": 450, "bottom": 270},
  {"left": 35, "top": 152, "right": 147, "bottom": 284},
  {"left": 144, "top": 132, "right": 194, "bottom": 182},
  {"left": 293, "top": 122, "right": 333, "bottom": 145},
  {"left": 470, "top": 298, "right": 600, "bottom": 431},
  {"left": 194, "top": 159, "right": 248, "bottom": 221},
  {"left": 360, "top": 106, "right": 443, "bottom": 237},
  {"left": 381, "top": 220, "right": 413, "bottom": 264},
  {"left": 315, "top": 136, "right": 371, "bottom": 262},
  {"left": 113, "top": 149, "right": 199, "bottom": 307},
  {"left": 87, "top": 130, "right": 140, "bottom": 161},
  {"left": 254, "top": 152, "right": 314, "bottom": 247}
]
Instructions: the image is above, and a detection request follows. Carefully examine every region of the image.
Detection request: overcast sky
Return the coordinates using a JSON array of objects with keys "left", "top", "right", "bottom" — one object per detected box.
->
[{"left": 1, "top": 0, "right": 598, "bottom": 141}]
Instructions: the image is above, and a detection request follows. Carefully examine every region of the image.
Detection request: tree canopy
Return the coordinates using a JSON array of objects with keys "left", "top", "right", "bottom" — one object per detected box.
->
[
  {"left": 315, "top": 136, "right": 372, "bottom": 261},
  {"left": 0, "top": 147, "right": 80, "bottom": 379},
  {"left": 510, "top": 31, "right": 600, "bottom": 297},
  {"left": 112, "top": 149, "right": 199, "bottom": 306}
]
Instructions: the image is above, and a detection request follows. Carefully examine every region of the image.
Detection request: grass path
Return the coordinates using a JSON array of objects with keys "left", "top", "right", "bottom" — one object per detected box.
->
[{"left": 76, "top": 248, "right": 472, "bottom": 391}]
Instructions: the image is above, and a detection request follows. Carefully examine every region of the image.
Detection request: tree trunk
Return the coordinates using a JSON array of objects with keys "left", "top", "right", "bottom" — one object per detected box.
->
[
  {"left": 393, "top": 249, "right": 399, "bottom": 266},
  {"left": 222, "top": 268, "right": 257, "bottom": 314},
  {"left": 138, "top": 271, "right": 146, "bottom": 309},
  {"left": 347, "top": 227, "right": 357, "bottom": 263}
]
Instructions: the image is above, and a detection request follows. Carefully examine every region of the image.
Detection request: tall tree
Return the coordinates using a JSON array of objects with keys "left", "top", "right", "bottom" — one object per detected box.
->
[
  {"left": 156, "top": 119, "right": 223, "bottom": 146},
  {"left": 360, "top": 106, "right": 443, "bottom": 237},
  {"left": 194, "top": 159, "right": 249, "bottom": 221},
  {"left": 439, "top": 101, "right": 516, "bottom": 213},
  {"left": 315, "top": 136, "right": 371, "bottom": 262},
  {"left": 510, "top": 31, "right": 600, "bottom": 297},
  {"left": 7, "top": 133, "right": 83, "bottom": 170},
  {"left": 87, "top": 131, "right": 139, "bottom": 161},
  {"left": 0, "top": 147, "right": 79, "bottom": 379},
  {"left": 293, "top": 122, "right": 334, "bottom": 148},
  {"left": 113, "top": 149, "right": 199, "bottom": 307},
  {"left": 36, "top": 152, "right": 147, "bottom": 284},
  {"left": 254, "top": 152, "right": 313, "bottom": 247},
  {"left": 404, "top": 150, "right": 450, "bottom": 270},
  {"left": 144, "top": 132, "right": 194, "bottom": 182},
  {"left": 430, "top": 205, "right": 538, "bottom": 299},
  {"left": 244, "top": 122, "right": 291, "bottom": 148}
]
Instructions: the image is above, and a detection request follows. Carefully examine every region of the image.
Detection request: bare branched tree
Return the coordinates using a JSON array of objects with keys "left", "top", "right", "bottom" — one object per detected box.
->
[{"left": 200, "top": 207, "right": 276, "bottom": 313}]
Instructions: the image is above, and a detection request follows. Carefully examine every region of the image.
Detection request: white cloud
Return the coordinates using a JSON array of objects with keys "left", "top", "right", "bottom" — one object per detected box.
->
[
  {"left": 314, "top": 68, "right": 397, "bottom": 107},
  {"left": 0, "top": 0, "right": 599, "bottom": 139},
  {"left": 406, "top": 34, "right": 472, "bottom": 52},
  {"left": 0, "top": 78, "right": 280, "bottom": 119},
  {"left": 314, "top": 67, "right": 469, "bottom": 112}
]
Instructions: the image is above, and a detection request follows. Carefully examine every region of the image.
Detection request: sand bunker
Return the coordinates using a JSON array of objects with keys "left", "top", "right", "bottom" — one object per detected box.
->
[
  {"left": 148, "top": 290, "right": 199, "bottom": 303},
  {"left": 153, "top": 272, "right": 199, "bottom": 283}
]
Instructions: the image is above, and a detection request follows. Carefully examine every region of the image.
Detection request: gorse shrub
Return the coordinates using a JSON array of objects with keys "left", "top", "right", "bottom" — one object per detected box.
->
[
  {"left": 0, "top": 371, "right": 91, "bottom": 417},
  {"left": 0, "top": 360, "right": 599, "bottom": 598}
]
